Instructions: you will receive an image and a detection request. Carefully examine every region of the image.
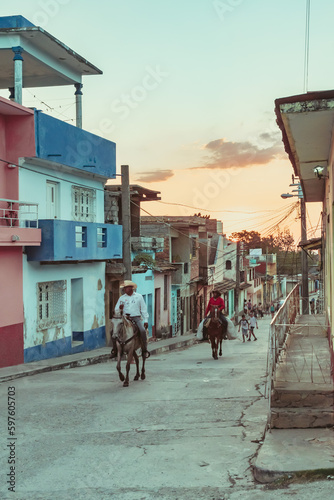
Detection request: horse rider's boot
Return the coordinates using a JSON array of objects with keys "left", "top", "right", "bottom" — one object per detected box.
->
[
  {"left": 141, "top": 340, "right": 151, "bottom": 359},
  {"left": 141, "top": 343, "right": 151, "bottom": 359},
  {"left": 110, "top": 338, "right": 118, "bottom": 359}
]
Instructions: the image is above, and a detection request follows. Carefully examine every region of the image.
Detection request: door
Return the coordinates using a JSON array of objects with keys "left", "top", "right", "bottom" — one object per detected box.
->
[
  {"left": 154, "top": 288, "right": 161, "bottom": 337},
  {"left": 46, "top": 181, "right": 59, "bottom": 219},
  {"left": 71, "top": 278, "right": 84, "bottom": 345}
]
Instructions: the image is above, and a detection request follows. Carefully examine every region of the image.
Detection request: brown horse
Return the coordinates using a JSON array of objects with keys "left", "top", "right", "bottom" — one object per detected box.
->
[
  {"left": 206, "top": 305, "right": 227, "bottom": 360},
  {"left": 111, "top": 313, "right": 147, "bottom": 387}
]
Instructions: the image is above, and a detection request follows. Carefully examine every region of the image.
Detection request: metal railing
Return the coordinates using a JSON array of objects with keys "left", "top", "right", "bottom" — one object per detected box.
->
[
  {"left": 265, "top": 283, "right": 300, "bottom": 426},
  {"left": 0, "top": 198, "right": 39, "bottom": 228}
]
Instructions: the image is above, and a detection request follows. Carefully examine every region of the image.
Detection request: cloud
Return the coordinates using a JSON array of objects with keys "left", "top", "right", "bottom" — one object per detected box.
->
[
  {"left": 135, "top": 169, "right": 174, "bottom": 183},
  {"left": 197, "top": 137, "right": 285, "bottom": 170}
]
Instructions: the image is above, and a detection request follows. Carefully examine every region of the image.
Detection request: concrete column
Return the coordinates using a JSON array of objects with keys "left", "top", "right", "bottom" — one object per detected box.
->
[
  {"left": 300, "top": 196, "right": 309, "bottom": 315},
  {"left": 74, "top": 83, "right": 83, "bottom": 128},
  {"left": 12, "top": 46, "right": 24, "bottom": 105}
]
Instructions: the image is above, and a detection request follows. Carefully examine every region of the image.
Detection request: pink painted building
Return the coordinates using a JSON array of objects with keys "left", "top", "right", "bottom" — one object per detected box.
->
[{"left": 0, "top": 98, "right": 41, "bottom": 367}]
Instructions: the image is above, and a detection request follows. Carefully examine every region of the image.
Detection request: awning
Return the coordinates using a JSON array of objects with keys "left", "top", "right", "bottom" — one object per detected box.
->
[
  {"left": 298, "top": 237, "right": 322, "bottom": 250},
  {"left": 214, "top": 278, "right": 237, "bottom": 293}
]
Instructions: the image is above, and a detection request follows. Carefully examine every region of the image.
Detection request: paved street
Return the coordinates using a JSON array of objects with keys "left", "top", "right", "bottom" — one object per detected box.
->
[{"left": 1, "top": 315, "right": 334, "bottom": 499}]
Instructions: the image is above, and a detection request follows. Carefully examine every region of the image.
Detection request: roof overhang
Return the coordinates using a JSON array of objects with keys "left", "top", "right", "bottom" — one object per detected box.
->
[
  {"left": 275, "top": 90, "right": 334, "bottom": 202},
  {"left": 298, "top": 237, "right": 322, "bottom": 250},
  {"left": 105, "top": 184, "right": 161, "bottom": 202},
  {"left": 214, "top": 278, "right": 236, "bottom": 293},
  {"left": 0, "top": 24, "right": 102, "bottom": 89}
]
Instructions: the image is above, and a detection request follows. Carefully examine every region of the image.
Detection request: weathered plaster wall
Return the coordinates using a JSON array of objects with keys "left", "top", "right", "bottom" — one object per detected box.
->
[{"left": 22, "top": 259, "right": 105, "bottom": 350}]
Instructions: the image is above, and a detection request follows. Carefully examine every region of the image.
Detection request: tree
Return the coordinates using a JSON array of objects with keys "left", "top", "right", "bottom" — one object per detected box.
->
[
  {"left": 229, "top": 230, "right": 263, "bottom": 250},
  {"left": 229, "top": 229, "right": 295, "bottom": 253},
  {"left": 132, "top": 253, "right": 157, "bottom": 269}
]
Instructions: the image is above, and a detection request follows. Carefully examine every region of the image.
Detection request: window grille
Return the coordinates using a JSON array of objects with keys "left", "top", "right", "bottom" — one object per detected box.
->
[
  {"left": 37, "top": 280, "right": 67, "bottom": 330},
  {"left": 97, "top": 227, "right": 107, "bottom": 248},
  {"left": 72, "top": 187, "right": 96, "bottom": 222}
]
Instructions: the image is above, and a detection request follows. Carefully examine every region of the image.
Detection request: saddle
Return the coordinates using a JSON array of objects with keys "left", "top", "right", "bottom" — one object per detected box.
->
[{"left": 125, "top": 315, "right": 140, "bottom": 337}]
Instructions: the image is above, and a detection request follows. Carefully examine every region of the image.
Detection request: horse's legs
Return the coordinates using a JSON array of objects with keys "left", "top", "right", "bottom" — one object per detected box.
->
[
  {"left": 209, "top": 335, "right": 217, "bottom": 359},
  {"left": 116, "top": 346, "right": 125, "bottom": 382},
  {"left": 140, "top": 353, "right": 146, "bottom": 380},
  {"left": 133, "top": 351, "right": 140, "bottom": 380},
  {"left": 214, "top": 337, "right": 218, "bottom": 360},
  {"left": 219, "top": 338, "right": 223, "bottom": 356},
  {"left": 123, "top": 353, "right": 132, "bottom": 387},
  {"left": 209, "top": 335, "right": 215, "bottom": 358}
]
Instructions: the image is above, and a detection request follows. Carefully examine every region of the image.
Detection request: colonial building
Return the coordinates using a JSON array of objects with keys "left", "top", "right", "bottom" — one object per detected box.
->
[{"left": 0, "top": 16, "right": 121, "bottom": 367}]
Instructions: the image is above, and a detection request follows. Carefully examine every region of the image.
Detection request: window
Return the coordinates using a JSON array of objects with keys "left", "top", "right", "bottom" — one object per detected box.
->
[
  {"left": 72, "top": 186, "right": 96, "bottom": 222},
  {"left": 97, "top": 227, "right": 107, "bottom": 248},
  {"left": 75, "top": 226, "right": 87, "bottom": 247},
  {"left": 37, "top": 280, "right": 67, "bottom": 330},
  {"left": 184, "top": 262, "right": 189, "bottom": 274},
  {"left": 191, "top": 238, "right": 197, "bottom": 258},
  {"left": 226, "top": 260, "right": 232, "bottom": 270}
]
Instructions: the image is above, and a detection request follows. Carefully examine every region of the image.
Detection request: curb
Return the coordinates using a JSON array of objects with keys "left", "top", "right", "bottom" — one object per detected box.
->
[{"left": 0, "top": 337, "right": 198, "bottom": 383}]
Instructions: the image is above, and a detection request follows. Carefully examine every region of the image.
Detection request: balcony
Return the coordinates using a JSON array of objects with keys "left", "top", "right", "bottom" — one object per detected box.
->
[
  {"left": 131, "top": 236, "right": 164, "bottom": 252},
  {"left": 34, "top": 112, "right": 116, "bottom": 179},
  {"left": 25, "top": 220, "right": 122, "bottom": 262},
  {"left": 0, "top": 198, "right": 41, "bottom": 247}
]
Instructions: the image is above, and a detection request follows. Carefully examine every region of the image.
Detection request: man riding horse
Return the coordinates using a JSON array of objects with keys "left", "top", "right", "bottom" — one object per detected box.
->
[
  {"left": 110, "top": 280, "right": 150, "bottom": 359},
  {"left": 204, "top": 290, "right": 227, "bottom": 336}
]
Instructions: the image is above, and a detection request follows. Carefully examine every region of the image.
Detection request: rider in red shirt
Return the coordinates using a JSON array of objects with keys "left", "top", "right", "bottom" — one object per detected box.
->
[{"left": 205, "top": 290, "right": 225, "bottom": 316}]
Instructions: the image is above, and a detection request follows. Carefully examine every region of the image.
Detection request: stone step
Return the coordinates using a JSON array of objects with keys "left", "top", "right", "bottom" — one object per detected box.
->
[
  {"left": 271, "top": 387, "right": 334, "bottom": 409},
  {"left": 270, "top": 407, "right": 334, "bottom": 429}
]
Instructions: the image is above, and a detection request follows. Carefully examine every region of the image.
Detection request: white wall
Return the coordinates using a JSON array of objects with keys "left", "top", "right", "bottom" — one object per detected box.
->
[
  {"left": 19, "top": 159, "right": 105, "bottom": 222},
  {"left": 22, "top": 258, "right": 105, "bottom": 348}
]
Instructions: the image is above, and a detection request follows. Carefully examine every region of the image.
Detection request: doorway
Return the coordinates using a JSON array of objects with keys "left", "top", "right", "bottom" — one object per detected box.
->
[{"left": 71, "top": 278, "right": 84, "bottom": 346}]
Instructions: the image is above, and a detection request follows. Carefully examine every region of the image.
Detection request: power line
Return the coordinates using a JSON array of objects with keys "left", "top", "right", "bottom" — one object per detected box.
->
[{"left": 154, "top": 200, "right": 286, "bottom": 215}]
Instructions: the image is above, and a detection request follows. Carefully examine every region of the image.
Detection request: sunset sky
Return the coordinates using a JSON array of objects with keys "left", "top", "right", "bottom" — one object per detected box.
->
[{"left": 1, "top": 0, "right": 331, "bottom": 243}]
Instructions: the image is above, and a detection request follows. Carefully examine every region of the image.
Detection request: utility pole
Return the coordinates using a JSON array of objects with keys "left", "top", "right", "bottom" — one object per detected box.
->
[
  {"left": 300, "top": 195, "right": 309, "bottom": 314},
  {"left": 121, "top": 164, "right": 132, "bottom": 280},
  {"left": 281, "top": 182, "right": 309, "bottom": 315},
  {"left": 265, "top": 246, "right": 268, "bottom": 307},
  {"left": 235, "top": 241, "right": 240, "bottom": 323}
]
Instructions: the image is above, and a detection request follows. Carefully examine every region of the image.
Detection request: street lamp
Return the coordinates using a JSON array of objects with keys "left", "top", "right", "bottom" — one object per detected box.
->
[{"left": 281, "top": 183, "right": 309, "bottom": 315}]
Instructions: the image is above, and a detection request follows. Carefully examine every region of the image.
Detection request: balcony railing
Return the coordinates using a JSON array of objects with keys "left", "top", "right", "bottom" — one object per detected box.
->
[
  {"left": 265, "top": 283, "right": 300, "bottom": 428},
  {"left": 0, "top": 198, "right": 38, "bottom": 228}
]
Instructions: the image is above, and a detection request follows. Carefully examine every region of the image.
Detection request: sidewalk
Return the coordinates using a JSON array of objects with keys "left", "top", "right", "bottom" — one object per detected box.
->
[
  {"left": 0, "top": 332, "right": 198, "bottom": 383},
  {"left": 253, "top": 314, "right": 334, "bottom": 483}
]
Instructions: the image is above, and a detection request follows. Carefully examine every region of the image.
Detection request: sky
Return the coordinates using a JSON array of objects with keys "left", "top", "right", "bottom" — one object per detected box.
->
[{"left": 1, "top": 0, "right": 332, "bottom": 243}]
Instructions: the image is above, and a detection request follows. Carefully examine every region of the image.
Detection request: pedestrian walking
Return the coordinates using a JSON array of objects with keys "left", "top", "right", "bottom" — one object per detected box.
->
[
  {"left": 238, "top": 314, "right": 249, "bottom": 342},
  {"left": 270, "top": 302, "right": 275, "bottom": 318},
  {"left": 258, "top": 303, "right": 263, "bottom": 319},
  {"left": 248, "top": 311, "right": 258, "bottom": 341}
]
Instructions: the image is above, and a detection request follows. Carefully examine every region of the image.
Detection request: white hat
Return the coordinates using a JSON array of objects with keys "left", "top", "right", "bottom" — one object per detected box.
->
[{"left": 120, "top": 280, "right": 137, "bottom": 289}]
